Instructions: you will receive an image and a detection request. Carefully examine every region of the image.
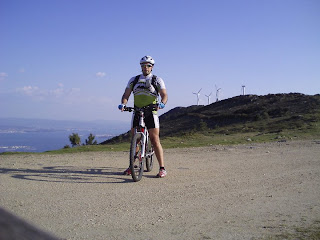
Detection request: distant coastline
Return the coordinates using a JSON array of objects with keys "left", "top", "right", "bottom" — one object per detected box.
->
[{"left": 0, "top": 118, "right": 129, "bottom": 153}]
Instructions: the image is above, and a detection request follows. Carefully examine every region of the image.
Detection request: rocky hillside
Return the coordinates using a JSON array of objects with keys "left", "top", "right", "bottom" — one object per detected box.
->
[{"left": 101, "top": 93, "right": 320, "bottom": 144}]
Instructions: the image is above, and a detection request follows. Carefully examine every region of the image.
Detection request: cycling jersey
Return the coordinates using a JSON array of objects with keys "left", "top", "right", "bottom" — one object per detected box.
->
[{"left": 126, "top": 73, "right": 166, "bottom": 108}]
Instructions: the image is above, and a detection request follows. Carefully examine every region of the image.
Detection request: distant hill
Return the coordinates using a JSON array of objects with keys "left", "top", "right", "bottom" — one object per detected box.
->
[{"left": 101, "top": 93, "right": 320, "bottom": 144}]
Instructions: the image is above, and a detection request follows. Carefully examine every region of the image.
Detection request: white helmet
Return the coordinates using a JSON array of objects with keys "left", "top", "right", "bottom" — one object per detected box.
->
[{"left": 140, "top": 56, "right": 155, "bottom": 65}]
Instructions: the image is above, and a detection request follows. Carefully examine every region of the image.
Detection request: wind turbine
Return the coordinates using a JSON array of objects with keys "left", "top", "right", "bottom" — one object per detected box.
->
[
  {"left": 215, "top": 85, "right": 221, "bottom": 102},
  {"left": 193, "top": 88, "right": 202, "bottom": 105},
  {"left": 205, "top": 92, "right": 212, "bottom": 105},
  {"left": 241, "top": 85, "right": 246, "bottom": 95}
]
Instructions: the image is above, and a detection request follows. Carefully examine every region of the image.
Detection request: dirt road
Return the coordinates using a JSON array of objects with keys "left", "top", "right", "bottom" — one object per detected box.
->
[{"left": 1, "top": 140, "right": 319, "bottom": 239}]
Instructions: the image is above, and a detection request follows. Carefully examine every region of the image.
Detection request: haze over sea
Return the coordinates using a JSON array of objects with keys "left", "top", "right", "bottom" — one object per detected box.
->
[{"left": 0, "top": 118, "right": 129, "bottom": 153}]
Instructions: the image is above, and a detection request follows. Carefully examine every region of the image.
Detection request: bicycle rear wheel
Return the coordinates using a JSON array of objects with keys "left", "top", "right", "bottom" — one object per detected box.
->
[
  {"left": 130, "top": 133, "right": 144, "bottom": 182},
  {"left": 145, "top": 137, "right": 154, "bottom": 172}
]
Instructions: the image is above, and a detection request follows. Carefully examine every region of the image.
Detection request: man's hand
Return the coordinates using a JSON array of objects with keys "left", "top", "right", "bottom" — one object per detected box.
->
[
  {"left": 158, "top": 102, "right": 165, "bottom": 109},
  {"left": 118, "top": 104, "right": 126, "bottom": 111}
]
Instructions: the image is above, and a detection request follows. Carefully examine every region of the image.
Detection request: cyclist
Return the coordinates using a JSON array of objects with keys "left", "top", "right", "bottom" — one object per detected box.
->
[{"left": 118, "top": 56, "right": 168, "bottom": 178}]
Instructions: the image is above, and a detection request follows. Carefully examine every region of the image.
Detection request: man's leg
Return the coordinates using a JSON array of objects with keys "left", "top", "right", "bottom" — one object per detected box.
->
[{"left": 149, "top": 128, "right": 164, "bottom": 168}]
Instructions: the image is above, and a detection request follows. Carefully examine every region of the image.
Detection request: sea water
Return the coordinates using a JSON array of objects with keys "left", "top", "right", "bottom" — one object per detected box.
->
[{"left": 0, "top": 130, "right": 115, "bottom": 153}]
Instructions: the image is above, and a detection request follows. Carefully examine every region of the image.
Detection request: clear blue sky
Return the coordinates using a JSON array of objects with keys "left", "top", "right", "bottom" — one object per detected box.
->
[{"left": 1, "top": 0, "right": 319, "bottom": 121}]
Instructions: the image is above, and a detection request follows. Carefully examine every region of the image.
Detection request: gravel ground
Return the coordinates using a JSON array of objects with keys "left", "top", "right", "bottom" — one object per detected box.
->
[{"left": 0, "top": 140, "right": 320, "bottom": 240}]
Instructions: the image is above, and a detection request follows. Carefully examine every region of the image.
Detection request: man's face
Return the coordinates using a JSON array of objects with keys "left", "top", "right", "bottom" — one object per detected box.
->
[{"left": 141, "top": 63, "right": 153, "bottom": 76}]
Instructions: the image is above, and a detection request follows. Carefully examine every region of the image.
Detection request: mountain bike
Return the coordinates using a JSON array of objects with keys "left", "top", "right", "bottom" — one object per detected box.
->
[{"left": 123, "top": 104, "right": 156, "bottom": 182}]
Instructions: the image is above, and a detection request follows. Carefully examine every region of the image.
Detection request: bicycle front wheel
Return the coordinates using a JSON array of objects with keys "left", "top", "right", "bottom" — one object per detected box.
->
[
  {"left": 145, "top": 136, "right": 154, "bottom": 172},
  {"left": 130, "top": 133, "right": 144, "bottom": 182}
]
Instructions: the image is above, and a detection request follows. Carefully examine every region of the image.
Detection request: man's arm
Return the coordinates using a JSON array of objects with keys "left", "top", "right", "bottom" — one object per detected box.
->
[
  {"left": 159, "top": 89, "right": 168, "bottom": 105},
  {"left": 121, "top": 88, "right": 132, "bottom": 105},
  {"left": 119, "top": 88, "right": 132, "bottom": 111}
]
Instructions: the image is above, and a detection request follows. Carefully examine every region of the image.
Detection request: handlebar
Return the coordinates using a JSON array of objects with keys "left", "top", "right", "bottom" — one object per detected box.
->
[{"left": 123, "top": 104, "right": 158, "bottom": 112}]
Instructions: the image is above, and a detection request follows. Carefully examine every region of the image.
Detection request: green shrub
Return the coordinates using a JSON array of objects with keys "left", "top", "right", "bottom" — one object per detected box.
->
[
  {"left": 69, "top": 133, "right": 81, "bottom": 147},
  {"left": 85, "top": 133, "right": 98, "bottom": 145}
]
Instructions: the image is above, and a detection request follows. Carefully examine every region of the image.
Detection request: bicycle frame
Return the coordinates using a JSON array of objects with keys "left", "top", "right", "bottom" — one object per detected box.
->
[
  {"left": 125, "top": 105, "right": 156, "bottom": 155},
  {"left": 134, "top": 109, "right": 149, "bottom": 159}
]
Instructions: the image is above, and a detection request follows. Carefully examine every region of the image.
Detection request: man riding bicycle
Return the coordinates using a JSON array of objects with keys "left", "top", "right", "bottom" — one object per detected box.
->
[{"left": 118, "top": 56, "right": 168, "bottom": 178}]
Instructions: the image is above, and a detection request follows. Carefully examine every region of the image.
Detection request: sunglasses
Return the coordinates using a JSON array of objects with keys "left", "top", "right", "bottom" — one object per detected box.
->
[{"left": 141, "top": 64, "right": 153, "bottom": 68}]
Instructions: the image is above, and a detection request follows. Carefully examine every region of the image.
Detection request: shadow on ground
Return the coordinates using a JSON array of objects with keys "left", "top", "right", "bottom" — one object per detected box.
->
[{"left": 0, "top": 165, "right": 133, "bottom": 184}]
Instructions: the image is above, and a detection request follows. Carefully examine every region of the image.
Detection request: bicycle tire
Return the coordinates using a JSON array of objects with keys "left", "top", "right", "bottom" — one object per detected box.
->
[
  {"left": 130, "top": 133, "right": 144, "bottom": 182},
  {"left": 145, "top": 137, "right": 154, "bottom": 172}
]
